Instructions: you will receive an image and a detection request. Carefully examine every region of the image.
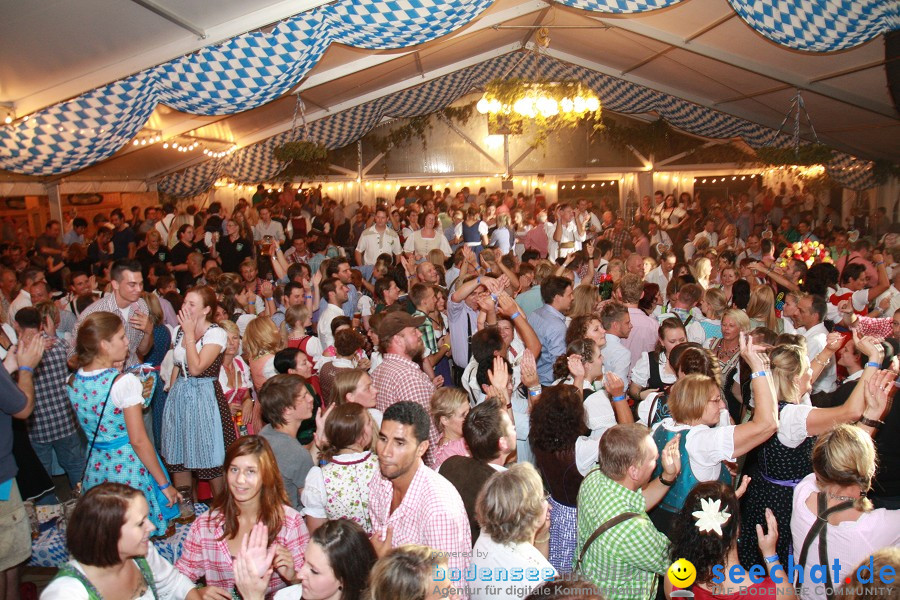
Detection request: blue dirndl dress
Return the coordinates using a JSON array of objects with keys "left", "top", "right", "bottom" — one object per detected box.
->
[
  {"left": 68, "top": 368, "right": 177, "bottom": 535},
  {"left": 160, "top": 325, "right": 235, "bottom": 479}
]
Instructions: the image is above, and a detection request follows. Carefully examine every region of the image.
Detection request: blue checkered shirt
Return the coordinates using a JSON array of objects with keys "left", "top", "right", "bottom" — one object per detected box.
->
[{"left": 27, "top": 336, "right": 78, "bottom": 444}]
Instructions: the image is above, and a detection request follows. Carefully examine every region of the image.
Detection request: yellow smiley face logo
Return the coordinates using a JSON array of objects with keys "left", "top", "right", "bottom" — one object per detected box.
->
[{"left": 667, "top": 558, "right": 697, "bottom": 588}]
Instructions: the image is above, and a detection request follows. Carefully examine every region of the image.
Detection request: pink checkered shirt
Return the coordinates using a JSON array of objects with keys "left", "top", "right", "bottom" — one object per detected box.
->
[
  {"left": 850, "top": 315, "right": 894, "bottom": 339},
  {"left": 372, "top": 353, "right": 440, "bottom": 466},
  {"left": 175, "top": 507, "right": 309, "bottom": 597},
  {"left": 369, "top": 460, "right": 472, "bottom": 574}
]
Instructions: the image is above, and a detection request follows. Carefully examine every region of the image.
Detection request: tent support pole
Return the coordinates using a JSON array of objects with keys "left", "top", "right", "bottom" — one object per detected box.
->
[
  {"left": 358, "top": 141, "right": 363, "bottom": 206},
  {"left": 46, "top": 183, "right": 63, "bottom": 224}
]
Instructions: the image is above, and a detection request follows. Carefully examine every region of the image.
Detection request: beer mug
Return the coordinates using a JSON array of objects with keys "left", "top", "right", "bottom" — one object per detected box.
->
[
  {"left": 261, "top": 235, "right": 275, "bottom": 256},
  {"left": 175, "top": 486, "right": 195, "bottom": 524}
]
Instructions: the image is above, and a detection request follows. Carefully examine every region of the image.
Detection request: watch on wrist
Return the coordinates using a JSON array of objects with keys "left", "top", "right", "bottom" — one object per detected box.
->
[{"left": 858, "top": 416, "right": 884, "bottom": 428}]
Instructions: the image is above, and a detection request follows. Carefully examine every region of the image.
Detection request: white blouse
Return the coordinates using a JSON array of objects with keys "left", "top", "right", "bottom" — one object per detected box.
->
[
  {"left": 41, "top": 545, "right": 195, "bottom": 600},
  {"left": 78, "top": 369, "right": 145, "bottom": 409},
  {"left": 652, "top": 414, "right": 737, "bottom": 482},
  {"left": 172, "top": 326, "right": 227, "bottom": 372}
]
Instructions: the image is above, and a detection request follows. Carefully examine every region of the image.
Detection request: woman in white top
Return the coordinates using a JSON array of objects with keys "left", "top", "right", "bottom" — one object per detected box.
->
[
  {"left": 403, "top": 211, "right": 451, "bottom": 259},
  {"left": 42, "top": 482, "right": 198, "bottom": 600},
  {"left": 791, "top": 417, "right": 900, "bottom": 600},
  {"left": 217, "top": 319, "right": 254, "bottom": 436},
  {"left": 471, "top": 463, "right": 554, "bottom": 600},
  {"left": 656, "top": 194, "right": 688, "bottom": 233},
  {"left": 738, "top": 337, "right": 892, "bottom": 568},
  {"left": 67, "top": 312, "right": 179, "bottom": 536},
  {"left": 161, "top": 286, "right": 231, "bottom": 498},
  {"left": 302, "top": 403, "right": 378, "bottom": 534},
  {"left": 629, "top": 318, "right": 687, "bottom": 401},
  {"left": 649, "top": 334, "right": 778, "bottom": 535}
]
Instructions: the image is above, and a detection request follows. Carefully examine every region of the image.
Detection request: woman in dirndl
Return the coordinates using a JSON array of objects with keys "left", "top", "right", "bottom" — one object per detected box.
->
[
  {"left": 161, "top": 285, "right": 236, "bottom": 499},
  {"left": 68, "top": 311, "right": 179, "bottom": 536}
]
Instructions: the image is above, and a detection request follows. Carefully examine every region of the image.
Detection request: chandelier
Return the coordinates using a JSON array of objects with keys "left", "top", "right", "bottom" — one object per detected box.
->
[
  {"left": 474, "top": 28, "right": 601, "bottom": 124},
  {"left": 476, "top": 81, "right": 600, "bottom": 119}
]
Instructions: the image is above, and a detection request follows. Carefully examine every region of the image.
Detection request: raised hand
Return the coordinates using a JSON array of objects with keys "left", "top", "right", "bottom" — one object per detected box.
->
[
  {"left": 488, "top": 355, "right": 509, "bottom": 393},
  {"left": 735, "top": 475, "right": 751, "bottom": 499},
  {"left": 129, "top": 310, "right": 153, "bottom": 334},
  {"left": 177, "top": 307, "right": 197, "bottom": 340},
  {"left": 824, "top": 331, "right": 844, "bottom": 353},
  {"left": 739, "top": 331, "right": 768, "bottom": 372},
  {"left": 567, "top": 354, "right": 586, "bottom": 380},
  {"left": 497, "top": 293, "right": 520, "bottom": 318},
  {"left": 854, "top": 331, "right": 885, "bottom": 363},
  {"left": 520, "top": 350, "right": 540, "bottom": 389},
  {"left": 603, "top": 372, "right": 625, "bottom": 398},
  {"left": 864, "top": 369, "right": 896, "bottom": 419},
  {"left": 660, "top": 434, "right": 681, "bottom": 479}
]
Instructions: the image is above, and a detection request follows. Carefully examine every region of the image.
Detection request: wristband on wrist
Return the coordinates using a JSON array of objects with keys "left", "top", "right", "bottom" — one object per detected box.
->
[
  {"left": 750, "top": 371, "right": 768, "bottom": 379},
  {"left": 659, "top": 475, "right": 675, "bottom": 486},
  {"left": 510, "top": 311, "right": 521, "bottom": 320},
  {"left": 858, "top": 416, "right": 884, "bottom": 428},
  {"left": 612, "top": 394, "right": 627, "bottom": 402},
  {"left": 305, "top": 295, "right": 313, "bottom": 299},
  {"left": 157, "top": 481, "right": 171, "bottom": 491},
  {"left": 528, "top": 387, "right": 542, "bottom": 397},
  {"left": 17, "top": 366, "right": 34, "bottom": 373},
  {"left": 865, "top": 361, "right": 881, "bottom": 369},
  {"left": 264, "top": 297, "right": 273, "bottom": 302},
  {"left": 765, "top": 555, "right": 780, "bottom": 564}
]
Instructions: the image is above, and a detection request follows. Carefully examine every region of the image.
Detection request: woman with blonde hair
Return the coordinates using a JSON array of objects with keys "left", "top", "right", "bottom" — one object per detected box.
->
[
  {"left": 471, "top": 463, "right": 554, "bottom": 600},
  {"left": 331, "top": 368, "right": 382, "bottom": 427},
  {"left": 792, "top": 418, "right": 900, "bottom": 600},
  {"left": 738, "top": 337, "right": 892, "bottom": 568},
  {"left": 243, "top": 316, "right": 283, "bottom": 395},
  {"left": 430, "top": 388, "right": 471, "bottom": 468},
  {"left": 218, "top": 319, "right": 254, "bottom": 436},
  {"left": 367, "top": 545, "right": 448, "bottom": 600},
  {"left": 649, "top": 334, "right": 778, "bottom": 535},
  {"left": 690, "top": 256, "right": 713, "bottom": 289},
  {"left": 746, "top": 284, "right": 781, "bottom": 332},
  {"left": 697, "top": 287, "right": 727, "bottom": 340},
  {"left": 568, "top": 284, "right": 599, "bottom": 321},
  {"left": 705, "top": 308, "right": 751, "bottom": 370},
  {"left": 302, "top": 403, "right": 379, "bottom": 534}
]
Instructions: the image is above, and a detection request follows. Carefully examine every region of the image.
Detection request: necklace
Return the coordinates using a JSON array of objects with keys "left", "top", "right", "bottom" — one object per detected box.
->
[{"left": 827, "top": 491, "right": 859, "bottom": 502}]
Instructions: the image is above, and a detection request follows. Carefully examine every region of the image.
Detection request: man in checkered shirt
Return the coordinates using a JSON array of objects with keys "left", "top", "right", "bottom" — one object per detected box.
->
[
  {"left": 369, "top": 402, "right": 471, "bottom": 595},
  {"left": 372, "top": 311, "right": 441, "bottom": 466},
  {"left": 17, "top": 307, "right": 85, "bottom": 487},
  {"left": 74, "top": 259, "right": 154, "bottom": 368}
]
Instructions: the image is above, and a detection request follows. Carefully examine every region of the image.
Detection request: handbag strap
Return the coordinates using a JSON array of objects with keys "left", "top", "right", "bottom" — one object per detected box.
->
[
  {"left": 798, "top": 492, "right": 854, "bottom": 599},
  {"left": 574, "top": 511, "right": 640, "bottom": 572},
  {"left": 74, "top": 371, "right": 121, "bottom": 488}
]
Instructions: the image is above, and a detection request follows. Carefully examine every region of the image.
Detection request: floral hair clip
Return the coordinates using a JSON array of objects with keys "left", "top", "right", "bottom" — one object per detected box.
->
[{"left": 692, "top": 497, "right": 731, "bottom": 536}]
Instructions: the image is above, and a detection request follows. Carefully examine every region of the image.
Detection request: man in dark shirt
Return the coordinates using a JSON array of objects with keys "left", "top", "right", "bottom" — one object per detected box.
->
[
  {"left": 216, "top": 218, "right": 253, "bottom": 274},
  {"left": 110, "top": 208, "right": 136, "bottom": 259},
  {"left": 438, "top": 400, "right": 516, "bottom": 541}
]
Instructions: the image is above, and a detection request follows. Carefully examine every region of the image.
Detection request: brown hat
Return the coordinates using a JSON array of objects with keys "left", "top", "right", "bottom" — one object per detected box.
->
[{"left": 377, "top": 311, "right": 425, "bottom": 340}]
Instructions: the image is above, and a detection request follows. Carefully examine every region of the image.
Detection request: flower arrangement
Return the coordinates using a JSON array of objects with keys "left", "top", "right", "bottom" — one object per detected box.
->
[
  {"left": 776, "top": 239, "right": 832, "bottom": 269},
  {"left": 596, "top": 273, "right": 614, "bottom": 300}
]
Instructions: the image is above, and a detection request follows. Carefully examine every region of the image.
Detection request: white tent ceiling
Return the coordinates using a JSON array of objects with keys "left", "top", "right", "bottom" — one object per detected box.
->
[{"left": 0, "top": 0, "right": 897, "bottom": 189}]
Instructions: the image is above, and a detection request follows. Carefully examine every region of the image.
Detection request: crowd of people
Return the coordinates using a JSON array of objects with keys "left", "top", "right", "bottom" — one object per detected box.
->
[{"left": 0, "top": 181, "right": 898, "bottom": 600}]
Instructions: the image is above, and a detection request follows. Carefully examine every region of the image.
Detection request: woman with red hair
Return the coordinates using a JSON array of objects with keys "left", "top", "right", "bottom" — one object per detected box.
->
[{"left": 176, "top": 435, "right": 309, "bottom": 597}]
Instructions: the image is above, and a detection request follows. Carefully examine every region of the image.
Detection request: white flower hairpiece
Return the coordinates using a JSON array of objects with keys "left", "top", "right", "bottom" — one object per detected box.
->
[{"left": 692, "top": 497, "right": 731, "bottom": 536}]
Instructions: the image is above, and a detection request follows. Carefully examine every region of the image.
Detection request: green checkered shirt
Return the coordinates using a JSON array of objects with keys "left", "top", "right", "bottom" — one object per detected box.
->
[
  {"left": 413, "top": 309, "right": 438, "bottom": 354},
  {"left": 575, "top": 470, "right": 670, "bottom": 600}
]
